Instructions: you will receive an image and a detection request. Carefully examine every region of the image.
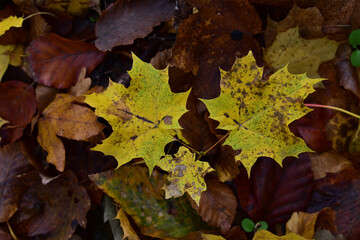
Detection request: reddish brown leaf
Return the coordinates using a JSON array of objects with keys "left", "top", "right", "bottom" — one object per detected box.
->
[
  {"left": 212, "top": 145, "right": 240, "bottom": 182},
  {"left": 235, "top": 156, "right": 314, "bottom": 226},
  {"left": 9, "top": 170, "right": 90, "bottom": 239},
  {"left": 289, "top": 108, "right": 333, "bottom": 152},
  {"left": 0, "top": 143, "right": 35, "bottom": 222},
  {"left": 0, "top": 81, "right": 36, "bottom": 145},
  {"left": 169, "top": 0, "right": 262, "bottom": 98},
  {"left": 95, "top": 0, "right": 175, "bottom": 51},
  {"left": 27, "top": 34, "right": 105, "bottom": 89},
  {"left": 190, "top": 175, "right": 237, "bottom": 234}
]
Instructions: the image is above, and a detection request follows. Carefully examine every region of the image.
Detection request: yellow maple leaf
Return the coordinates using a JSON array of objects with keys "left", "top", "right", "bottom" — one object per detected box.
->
[
  {"left": 85, "top": 53, "right": 190, "bottom": 173},
  {"left": 158, "top": 147, "right": 214, "bottom": 205},
  {"left": 202, "top": 52, "right": 322, "bottom": 174}
]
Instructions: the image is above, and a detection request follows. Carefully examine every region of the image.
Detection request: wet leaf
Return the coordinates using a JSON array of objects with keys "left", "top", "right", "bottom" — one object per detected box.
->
[
  {"left": 27, "top": 33, "right": 105, "bottom": 89},
  {"left": 169, "top": 0, "right": 262, "bottom": 98},
  {"left": 202, "top": 52, "right": 321, "bottom": 173},
  {"left": 95, "top": 0, "right": 175, "bottom": 51},
  {"left": 264, "top": 27, "right": 340, "bottom": 78},
  {"left": 158, "top": 147, "right": 214, "bottom": 205},
  {"left": 90, "top": 165, "right": 207, "bottom": 239},
  {"left": 0, "top": 143, "right": 35, "bottom": 222},
  {"left": 37, "top": 94, "right": 104, "bottom": 171},
  {"left": 85, "top": 54, "right": 189, "bottom": 173}
]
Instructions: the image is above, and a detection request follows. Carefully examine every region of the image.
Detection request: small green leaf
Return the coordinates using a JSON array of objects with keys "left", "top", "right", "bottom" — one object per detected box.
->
[
  {"left": 349, "top": 29, "right": 360, "bottom": 49},
  {"left": 351, "top": 50, "right": 360, "bottom": 67},
  {"left": 255, "top": 221, "right": 268, "bottom": 231},
  {"left": 241, "top": 218, "right": 255, "bottom": 232}
]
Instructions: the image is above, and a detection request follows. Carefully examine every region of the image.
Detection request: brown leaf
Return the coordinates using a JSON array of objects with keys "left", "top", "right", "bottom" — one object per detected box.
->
[
  {"left": 309, "top": 151, "right": 354, "bottom": 180},
  {"left": 235, "top": 156, "right": 314, "bottom": 226},
  {"left": 169, "top": 0, "right": 262, "bottom": 98},
  {"left": 190, "top": 175, "right": 237, "bottom": 234},
  {"left": 212, "top": 146, "right": 240, "bottom": 182},
  {"left": 69, "top": 67, "right": 92, "bottom": 96},
  {"left": 0, "top": 81, "right": 37, "bottom": 145},
  {"left": 9, "top": 170, "right": 90, "bottom": 240},
  {"left": 37, "top": 94, "right": 104, "bottom": 171},
  {"left": 265, "top": 5, "right": 324, "bottom": 47},
  {"left": 286, "top": 208, "right": 336, "bottom": 239},
  {"left": 95, "top": 0, "right": 175, "bottom": 51},
  {"left": 27, "top": 33, "right": 105, "bottom": 89},
  {"left": 0, "top": 143, "right": 35, "bottom": 222}
]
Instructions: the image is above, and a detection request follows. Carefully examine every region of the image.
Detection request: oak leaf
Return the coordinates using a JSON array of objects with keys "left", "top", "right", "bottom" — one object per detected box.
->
[
  {"left": 85, "top": 54, "right": 189, "bottom": 173},
  {"left": 202, "top": 52, "right": 322, "bottom": 173},
  {"left": 37, "top": 94, "right": 104, "bottom": 171},
  {"left": 158, "top": 147, "right": 214, "bottom": 205}
]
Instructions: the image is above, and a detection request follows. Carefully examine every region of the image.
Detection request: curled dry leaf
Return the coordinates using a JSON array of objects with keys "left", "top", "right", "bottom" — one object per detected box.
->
[
  {"left": 286, "top": 208, "right": 336, "bottom": 239},
  {"left": 37, "top": 94, "right": 104, "bottom": 171},
  {"left": 0, "top": 142, "right": 35, "bottom": 222},
  {"left": 0, "top": 81, "right": 37, "bottom": 145},
  {"left": 9, "top": 170, "right": 90, "bottom": 240},
  {"left": 115, "top": 207, "right": 140, "bottom": 240},
  {"left": 95, "top": 0, "right": 175, "bottom": 51},
  {"left": 169, "top": 0, "right": 262, "bottom": 98},
  {"left": 27, "top": 33, "right": 105, "bottom": 89},
  {"left": 69, "top": 67, "right": 92, "bottom": 96},
  {"left": 190, "top": 175, "right": 237, "bottom": 234}
]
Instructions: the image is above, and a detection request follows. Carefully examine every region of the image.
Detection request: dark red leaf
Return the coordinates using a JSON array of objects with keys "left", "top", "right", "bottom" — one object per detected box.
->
[{"left": 27, "top": 34, "right": 105, "bottom": 89}]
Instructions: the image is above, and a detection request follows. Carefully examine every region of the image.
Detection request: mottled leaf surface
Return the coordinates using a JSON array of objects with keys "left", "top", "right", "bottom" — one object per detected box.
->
[
  {"left": 158, "top": 147, "right": 214, "bottom": 205},
  {"left": 90, "top": 165, "right": 207, "bottom": 239},
  {"left": 85, "top": 54, "right": 189, "bottom": 173},
  {"left": 202, "top": 52, "right": 321, "bottom": 173}
]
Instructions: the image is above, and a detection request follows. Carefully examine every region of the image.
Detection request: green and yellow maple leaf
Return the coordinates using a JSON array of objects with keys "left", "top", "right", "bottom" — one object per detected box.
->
[
  {"left": 85, "top": 54, "right": 190, "bottom": 173},
  {"left": 202, "top": 52, "right": 322, "bottom": 174},
  {"left": 158, "top": 147, "right": 214, "bottom": 205}
]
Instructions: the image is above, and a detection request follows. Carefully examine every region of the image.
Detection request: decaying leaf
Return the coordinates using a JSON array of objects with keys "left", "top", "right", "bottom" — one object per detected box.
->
[
  {"left": 37, "top": 94, "right": 104, "bottom": 171},
  {"left": 90, "top": 165, "right": 207, "bottom": 239},
  {"left": 0, "top": 143, "right": 35, "bottom": 222},
  {"left": 169, "top": 0, "right": 262, "bottom": 98},
  {"left": 202, "top": 52, "right": 321, "bottom": 173},
  {"left": 264, "top": 27, "right": 340, "bottom": 78},
  {"left": 158, "top": 147, "right": 214, "bottom": 205},
  {"left": 0, "top": 16, "right": 23, "bottom": 36},
  {"left": 85, "top": 54, "right": 189, "bottom": 173},
  {"left": 95, "top": 0, "right": 175, "bottom": 51},
  {"left": 27, "top": 33, "right": 105, "bottom": 89}
]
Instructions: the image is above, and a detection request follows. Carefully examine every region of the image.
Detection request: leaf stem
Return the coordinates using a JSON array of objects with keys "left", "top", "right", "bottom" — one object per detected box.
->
[
  {"left": 172, "top": 137, "right": 199, "bottom": 154},
  {"left": 203, "top": 131, "right": 230, "bottom": 155},
  {"left": 305, "top": 103, "right": 360, "bottom": 119},
  {"left": 23, "top": 12, "right": 56, "bottom": 21}
]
